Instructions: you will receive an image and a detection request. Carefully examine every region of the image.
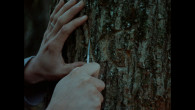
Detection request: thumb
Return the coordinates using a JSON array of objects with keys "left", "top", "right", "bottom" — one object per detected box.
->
[
  {"left": 75, "top": 62, "right": 100, "bottom": 78},
  {"left": 60, "top": 62, "right": 86, "bottom": 76}
]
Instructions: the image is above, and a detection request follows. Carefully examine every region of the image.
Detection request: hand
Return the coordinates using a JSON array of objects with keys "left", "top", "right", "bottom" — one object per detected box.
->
[
  {"left": 24, "top": 0, "right": 88, "bottom": 84},
  {"left": 46, "top": 63, "right": 105, "bottom": 110}
]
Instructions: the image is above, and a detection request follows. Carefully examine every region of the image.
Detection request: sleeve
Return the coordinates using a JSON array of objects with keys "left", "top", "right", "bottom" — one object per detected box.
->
[
  {"left": 24, "top": 56, "right": 46, "bottom": 106},
  {"left": 24, "top": 56, "right": 35, "bottom": 66}
]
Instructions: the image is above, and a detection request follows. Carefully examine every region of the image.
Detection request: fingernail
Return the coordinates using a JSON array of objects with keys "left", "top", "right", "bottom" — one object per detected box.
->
[
  {"left": 72, "top": 67, "right": 80, "bottom": 71},
  {"left": 78, "top": 0, "right": 84, "bottom": 5},
  {"left": 79, "top": 15, "right": 87, "bottom": 20},
  {"left": 82, "top": 15, "right": 88, "bottom": 19},
  {"left": 90, "top": 62, "right": 100, "bottom": 70}
]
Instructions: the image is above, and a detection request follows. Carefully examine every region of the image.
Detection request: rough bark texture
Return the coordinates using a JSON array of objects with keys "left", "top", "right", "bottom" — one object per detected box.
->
[
  {"left": 24, "top": 0, "right": 171, "bottom": 110},
  {"left": 63, "top": 0, "right": 171, "bottom": 109}
]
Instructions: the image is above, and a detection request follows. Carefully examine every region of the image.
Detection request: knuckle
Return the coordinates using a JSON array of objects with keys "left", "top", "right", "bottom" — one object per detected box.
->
[
  {"left": 96, "top": 91, "right": 103, "bottom": 102},
  {"left": 50, "top": 15, "right": 54, "bottom": 21},
  {"left": 94, "top": 95, "right": 102, "bottom": 107},
  {"left": 46, "top": 41, "right": 56, "bottom": 53},
  {"left": 81, "top": 75, "right": 91, "bottom": 83},
  {"left": 43, "top": 33, "right": 52, "bottom": 44},
  {"left": 72, "top": 70, "right": 90, "bottom": 82},
  {"left": 43, "top": 32, "right": 48, "bottom": 39},
  {"left": 57, "top": 16, "right": 63, "bottom": 25},
  {"left": 54, "top": 15, "right": 58, "bottom": 22},
  {"left": 100, "top": 80, "right": 105, "bottom": 89},
  {"left": 98, "top": 79, "right": 105, "bottom": 90},
  {"left": 54, "top": 15, "right": 58, "bottom": 21},
  {"left": 61, "top": 25, "right": 70, "bottom": 35},
  {"left": 76, "top": 75, "right": 91, "bottom": 88},
  {"left": 89, "top": 85, "right": 97, "bottom": 93},
  {"left": 43, "top": 36, "right": 49, "bottom": 44}
]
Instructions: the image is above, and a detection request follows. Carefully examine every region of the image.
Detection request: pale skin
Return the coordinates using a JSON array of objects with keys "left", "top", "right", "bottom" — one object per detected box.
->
[
  {"left": 24, "top": 0, "right": 105, "bottom": 110},
  {"left": 46, "top": 63, "right": 105, "bottom": 110}
]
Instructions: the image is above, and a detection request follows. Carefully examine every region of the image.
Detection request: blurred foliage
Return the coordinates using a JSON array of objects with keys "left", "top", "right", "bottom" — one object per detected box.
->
[{"left": 24, "top": 0, "right": 52, "bottom": 58}]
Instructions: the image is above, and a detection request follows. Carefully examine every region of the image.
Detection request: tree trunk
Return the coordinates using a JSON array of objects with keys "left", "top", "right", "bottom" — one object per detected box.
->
[
  {"left": 24, "top": 0, "right": 171, "bottom": 109},
  {"left": 63, "top": 0, "right": 171, "bottom": 110}
]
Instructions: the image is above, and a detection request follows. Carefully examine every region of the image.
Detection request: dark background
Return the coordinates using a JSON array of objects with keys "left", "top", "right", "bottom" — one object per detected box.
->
[{"left": 24, "top": 0, "right": 52, "bottom": 58}]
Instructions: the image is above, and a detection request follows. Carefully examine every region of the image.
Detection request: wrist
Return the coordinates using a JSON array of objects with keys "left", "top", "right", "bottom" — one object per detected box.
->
[{"left": 24, "top": 57, "right": 44, "bottom": 84}]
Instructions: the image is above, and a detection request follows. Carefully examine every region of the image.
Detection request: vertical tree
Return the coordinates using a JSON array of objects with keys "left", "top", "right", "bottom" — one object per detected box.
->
[
  {"left": 25, "top": 0, "right": 171, "bottom": 109},
  {"left": 62, "top": 0, "right": 171, "bottom": 109}
]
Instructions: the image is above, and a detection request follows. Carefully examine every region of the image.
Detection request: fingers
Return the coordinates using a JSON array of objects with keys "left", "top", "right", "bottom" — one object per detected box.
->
[
  {"left": 69, "top": 63, "right": 105, "bottom": 92},
  {"left": 52, "top": 0, "right": 78, "bottom": 25},
  {"left": 54, "top": 15, "right": 88, "bottom": 50},
  {"left": 45, "top": 0, "right": 87, "bottom": 51},
  {"left": 91, "top": 88, "right": 104, "bottom": 105},
  {"left": 48, "top": 0, "right": 65, "bottom": 31},
  {"left": 72, "top": 62, "right": 100, "bottom": 78},
  {"left": 60, "top": 62, "right": 86, "bottom": 76},
  {"left": 51, "top": 0, "right": 85, "bottom": 36},
  {"left": 96, "top": 91, "right": 104, "bottom": 103},
  {"left": 89, "top": 77, "right": 105, "bottom": 92},
  {"left": 50, "top": 0, "right": 65, "bottom": 22}
]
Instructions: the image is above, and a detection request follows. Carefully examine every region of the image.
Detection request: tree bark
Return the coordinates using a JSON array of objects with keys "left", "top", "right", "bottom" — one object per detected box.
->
[
  {"left": 25, "top": 0, "right": 171, "bottom": 109},
  {"left": 63, "top": 0, "right": 171, "bottom": 110}
]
